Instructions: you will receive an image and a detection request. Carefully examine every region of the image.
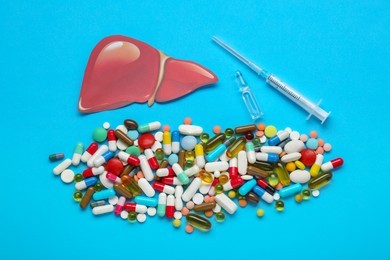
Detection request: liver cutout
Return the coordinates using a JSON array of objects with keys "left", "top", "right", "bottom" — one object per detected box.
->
[{"left": 78, "top": 35, "right": 218, "bottom": 113}]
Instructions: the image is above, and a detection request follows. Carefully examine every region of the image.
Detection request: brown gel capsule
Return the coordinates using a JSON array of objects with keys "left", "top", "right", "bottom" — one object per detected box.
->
[
  {"left": 114, "top": 183, "right": 133, "bottom": 199},
  {"left": 120, "top": 164, "right": 135, "bottom": 178},
  {"left": 247, "top": 166, "right": 271, "bottom": 178},
  {"left": 193, "top": 202, "right": 216, "bottom": 212},
  {"left": 124, "top": 119, "right": 138, "bottom": 130},
  {"left": 159, "top": 159, "right": 169, "bottom": 169},
  {"left": 80, "top": 187, "right": 95, "bottom": 209},
  {"left": 246, "top": 191, "right": 259, "bottom": 204},
  {"left": 114, "top": 129, "right": 134, "bottom": 146},
  {"left": 234, "top": 124, "right": 257, "bottom": 134},
  {"left": 178, "top": 150, "right": 186, "bottom": 168}
]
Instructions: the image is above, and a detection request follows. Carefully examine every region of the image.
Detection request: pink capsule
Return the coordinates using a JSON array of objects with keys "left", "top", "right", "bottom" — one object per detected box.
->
[
  {"left": 114, "top": 196, "right": 126, "bottom": 216},
  {"left": 106, "top": 172, "right": 122, "bottom": 184}
]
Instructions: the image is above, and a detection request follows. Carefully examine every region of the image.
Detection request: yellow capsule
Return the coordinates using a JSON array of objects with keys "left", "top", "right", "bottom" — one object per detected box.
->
[
  {"left": 274, "top": 163, "right": 291, "bottom": 186},
  {"left": 295, "top": 160, "right": 305, "bottom": 170},
  {"left": 218, "top": 173, "right": 229, "bottom": 185},
  {"left": 199, "top": 170, "right": 213, "bottom": 184},
  {"left": 163, "top": 131, "right": 171, "bottom": 144},
  {"left": 308, "top": 172, "right": 332, "bottom": 190},
  {"left": 226, "top": 137, "right": 246, "bottom": 158},
  {"left": 310, "top": 164, "right": 321, "bottom": 177},
  {"left": 194, "top": 144, "right": 204, "bottom": 156}
]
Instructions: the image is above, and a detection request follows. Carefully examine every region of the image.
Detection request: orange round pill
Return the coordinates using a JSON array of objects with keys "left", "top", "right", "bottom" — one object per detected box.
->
[
  {"left": 317, "top": 138, "right": 324, "bottom": 147},
  {"left": 276, "top": 183, "right": 283, "bottom": 190},
  {"left": 208, "top": 196, "right": 215, "bottom": 202},
  {"left": 309, "top": 130, "right": 318, "bottom": 138},
  {"left": 204, "top": 210, "right": 213, "bottom": 217},
  {"left": 256, "top": 131, "right": 264, "bottom": 137},
  {"left": 184, "top": 118, "right": 192, "bottom": 125},
  {"left": 238, "top": 199, "right": 247, "bottom": 207},
  {"left": 213, "top": 126, "right": 221, "bottom": 134},
  {"left": 279, "top": 151, "right": 286, "bottom": 158},
  {"left": 186, "top": 201, "right": 194, "bottom": 209},
  {"left": 181, "top": 207, "right": 189, "bottom": 216},
  {"left": 185, "top": 224, "right": 194, "bottom": 233},
  {"left": 204, "top": 195, "right": 210, "bottom": 203},
  {"left": 300, "top": 134, "right": 308, "bottom": 142},
  {"left": 257, "top": 123, "right": 266, "bottom": 131},
  {"left": 316, "top": 147, "right": 324, "bottom": 154},
  {"left": 162, "top": 125, "right": 171, "bottom": 132},
  {"left": 137, "top": 171, "right": 144, "bottom": 179}
]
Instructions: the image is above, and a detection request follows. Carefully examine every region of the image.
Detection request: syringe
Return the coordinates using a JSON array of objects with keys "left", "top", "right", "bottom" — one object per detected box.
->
[{"left": 212, "top": 36, "right": 331, "bottom": 124}]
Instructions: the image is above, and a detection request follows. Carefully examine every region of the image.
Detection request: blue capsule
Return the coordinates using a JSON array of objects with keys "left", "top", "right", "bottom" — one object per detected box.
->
[
  {"left": 134, "top": 196, "right": 158, "bottom": 207},
  {"left": 93, "top": 188, "right": 116, "bottom": 200},
  {"left": 279, "top": 183, "right": 302, "bottom": 198},
  {"left": 238, "top": 179, "right": 257, "bottom": 196}
]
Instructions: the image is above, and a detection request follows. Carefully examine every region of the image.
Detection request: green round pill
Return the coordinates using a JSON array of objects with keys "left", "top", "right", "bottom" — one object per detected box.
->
[
  {"left": 93, "top": 127, "right": 107, "bottom": 142},
  {"left": 126, "top": 146, "right": 141, "bottom": 157}
]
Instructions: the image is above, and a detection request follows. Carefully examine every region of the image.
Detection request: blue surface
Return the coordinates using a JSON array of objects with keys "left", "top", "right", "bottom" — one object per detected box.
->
[{"left": 1, "top": 1, "right": 389, "bottom": 259}]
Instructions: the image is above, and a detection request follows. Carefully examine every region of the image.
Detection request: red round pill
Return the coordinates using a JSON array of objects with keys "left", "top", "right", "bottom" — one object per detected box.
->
[
  {"left": 300, "top": 148, "right": 317, "bottom": 166},
  {"left": 138, "top": 133, "right": 155, "bottom": 149},
  {"left": 105, "top": 158, "right": 124, "bottom": 176}
]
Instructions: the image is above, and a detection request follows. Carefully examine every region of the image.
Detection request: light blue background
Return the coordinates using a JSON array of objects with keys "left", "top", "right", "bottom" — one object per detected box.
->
[{"left": 1, "top": 1, "right": 389, "bottom": 259}]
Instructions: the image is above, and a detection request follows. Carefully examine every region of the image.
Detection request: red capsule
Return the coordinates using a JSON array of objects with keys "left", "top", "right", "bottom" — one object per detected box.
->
[
  {"left": 107, "top": 129, "right": 116, "bottom": 141},
  {"left": 86, "top": 142, "right": 99, "bottom": 154},
  {"left": 166, "top": 195, "right": 175, "bottom": 218},
  {"left": 145, "top": 149, "right": 159, "bottom": 170}
]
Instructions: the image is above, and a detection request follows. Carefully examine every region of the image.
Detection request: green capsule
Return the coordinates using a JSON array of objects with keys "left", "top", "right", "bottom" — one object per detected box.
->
[
  {"left": 49, "top": 153, "right": 64, "bottom": 162},
  {"left": 186, "top": 213, "right": 212, "bottom": 231},
  {"left": 308, "top": 172, "right": 333, "bottom": 190},
  {"left": 274, "top": 163, "right": 291, "bottom": 186},
  {"left": 74, "top": 173, "right": 84, "bottom": 182},
  {"left": 155, "top": 148, "right": 165, "bottom": 161},
  {"left": 200, "top": 132, "right": 210, "bottom": 143},
  {"left": 276, "top": 200, "right": 284, "bottom": 211},
  {"left": 73, "top": 191, "right": 83, "bottom": 202},
  {"left": 224, "top": 128, "right": 234, "bottom": 138},
  {"left": 204, "top": 133, "right": 226, "bottom": 153},
  {"left": 74, "top": 142, "right": 84, "bottom": 155},
  {"left": 93, "top": 182, "right": 104, "bottom": 192},
  {"left": 226, "top": 137, "right": 246, "bottom": 158},
  {"left": 128, "top": 211, "right": 137, "bottom": 223},
  {"left": 215, "top": 212, "right": 225, "bottom": 223},
  {"left": 302, "top": 189, "right": 311, "bottom": 200}
]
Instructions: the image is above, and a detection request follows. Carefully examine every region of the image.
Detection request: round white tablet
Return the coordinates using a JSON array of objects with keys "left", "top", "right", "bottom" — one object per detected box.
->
[
  {"left": 290, "top": 131, "right": 300, "bottom": 140},
  {"left": 60, "top": 169, "right": 74, "bottom": 184},
  {"left": 312, "top": 190, "right": 320, "bottom": 197},
  {"left": 137, "top": 213, "right": 147, "bottom": 223},
  {"left": 174, "top": 211, "right": 182, "bottom": 219},
  {"left": 154, "top": 131, "right": 163, "bottom": 142},
  {"left": 192, "top": 193, "right": 204, "bottom": 205},
  {"left": 103, "top": 122, "right": 110, "bottom": 129},
  {"left": 273, "top": 193, "right": 280, "bottom": 200},
  {"left": 147, "top": 207, "right": 157, "bottom": 216},
  {"left": 108, "top": 196, "right": 119, "bottom": 205},
  {"left": 120, "top": 211, "right": 129, "bottom": 220}
]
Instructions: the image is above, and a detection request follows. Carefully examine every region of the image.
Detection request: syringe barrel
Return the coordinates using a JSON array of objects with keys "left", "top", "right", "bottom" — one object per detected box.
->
[{"left": 266, "top": 74, "right": 330, "bottom": 123}]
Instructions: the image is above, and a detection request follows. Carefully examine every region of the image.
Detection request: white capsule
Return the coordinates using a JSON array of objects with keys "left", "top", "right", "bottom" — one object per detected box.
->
[
  {"left": 81, "top": 151, "right": 92, "bottom": 163},
  {"left": 163, "top": 143, "right": 172, "bottom": 156},
  {"left": 219, "top": 152, "right": 229, "bottom": 162},
  {"left": 108, "top": 140, "right": 117, "bottom": 152},
  {"left": 182, "top": 177, "right": 201, "bottom": 202},
  {"left": 261, "top": 146, "right": 283, "bottom": 154},
  {"left": 178, "top": 124, "right": 203, "bottom": 136},
  {"left": 185, "top": 165, "right": 200, "bottom": 177},
  {"left": 162, "top": 184, "right": 176, "bottom": 195},
  {"left": 215, "top": 193, "right": 238, "bottom": 215},
  {"left": 87, "top": 145, "right": 108, "bottom": 168},
  {"left": 205, "top": 161, "right": 229, "bottom": 172},
  {"left": 261, "top": 192, "right": 274, "bottom": 204},
  {"left": 281, "top": 152, "right": 302, "bottom": 163},
  {"left": 72, "top": 153, "right": 82, "bottom": 166},
  {"left": 175, "top": 185, "right": 184, "bottom": 210},
  {"left": 158, "top": 192, "right": 167, "bottom": 205},
  {"left": 156, "top": 168, "right": 172, "bottom": 177},
  {"left": 139, "top": 155, "right": 154, "bottom": 181},
  {"left": 138, "top": 178, "right": 155, "bottom": 197},
  {"left": 241, "top": 175, "right": 253, "bottom": 180},
  {"left": 167, "top": 195, "right": 175, "bottom": 207},
  {"left": 238, "top": 151, "right": 248, "bottom": 175},
  {"left": 53, "top": 159, "right": 72, "bottom": 175},
  {"left": 135, "top": 204, "right": 148, "bottom": 214},
  {"left": 247, "top": 150, "right": 256, "bottom": 164},
  {"left": 172, "top": 141, "right": 180, "bottom": 154},
  {"left": 92, "top": 205, "right": 114, "bottom": 215}
]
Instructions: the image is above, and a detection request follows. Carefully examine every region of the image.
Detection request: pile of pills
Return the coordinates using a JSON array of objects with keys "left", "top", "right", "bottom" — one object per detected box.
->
[{"left": 50, "top": 119, "right": 344, "bottom": 233}]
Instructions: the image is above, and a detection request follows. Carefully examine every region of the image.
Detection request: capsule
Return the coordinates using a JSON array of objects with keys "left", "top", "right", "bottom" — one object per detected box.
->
[
  {"left": 75, "top": 176, "right": 98, "bottom": 190},
  {"left": 166, "top": 195, "right": 175, "bottom": 218},
  {"left": 162, "top": 131, "right": 172, "bottom": 155},
  {"left": 182, "top": 177, "right": 201, "bottom": 202},
  {"left": 114, "top": 129, "right": 134, "bottom": 146},
  {"left": 106, "top": 172, "right": 122, "bottom": 184},
  {"left": 105, "top": 129, "right": 116, "bottom": 152},
  {"left": 172, "top": 163, "right": 189, "bottom": 185},
  {"left": 139, "top": 154, "right": 155, "bottom": 179},
  {"left": 237, "top": 150, "right": 248, "bottom": 175},
  {"left": 255, "top": 152, "right": 279, "bottom": 163},
  {"left": 113, "top": 183, "right": 133, "bottom": 199},
  {"left": 238, "top": 179, "right": 257, "bottom": 196},
  {"left": 310, "top": 154, "right": 324, "bottom": 177},
  {"left": 226, "top": 137, "right": 246, "bottom": 158},
  {"left": 134, "top": 196, "right": 158, "bottom": 207},
  {"left": 161, "top": 176, "right": 183, "bottom": 185},
  {"left": 308, "top": 172, "right": 333, "bottom": 189},
  {"left": 321, "top": 158, "right": 343, "bottom": 172},
  {"left": 156, "top": 168, "right": 175, "bottom": 177},
  {"left": 204, "top": 133, "right": 226, "bottom": 153},
  {"left": 90, "top": 200, "right": 105, "bottom": 208},
  {"left": 279, "top": 183, "right": 302, "bottom": 198},
  {"left": 121, "top": 175, "right": 142, "bottom": 196},
  {"left": 281, "top": 152, "right": 302, "bottom": 163},
  {"left": 82, "top": 166, "right": 104, "bottom": 178},
  {"left": 72, "top": 142, "right": 84, "bottom": 166},
  {"left": 118, "top": 151, "right": 140, "bottom": 166},
  {"left": 245, "top": 191, "right": 260, "bottom": 204},
  {"left": 93, "top": 188, "right": 116, "bottom": 200},
  {"left": 205, "top": 161, "right": 229, "bottom": 172},
  {"left": 247, "top": 165, "right": 270, "bottom": 178},
  {"left": 94, "top": 150, "right": 114, "bottom": 167},
  {"left": 138, "top": 121, "right": 161, "bottom": 133},
  {"left": 268, "top": 130, "right": 289, "bottom": 146},
  {"left": 80, "top": 187, "right": 95, "bottom": 209},
  {"left": 223, "top": 177, "right": 244, "bottom": 191},
  {"left": 186, "top": 213, "right": 212, "bottom": 231},
  {"left": 171, "top": 131, "right": 180, "bottom": 153},
  {"left": 124, "top": 202, "right": 147, "bottom": 213},
  {"left": 49, "top": 153, "right": 64, "bottom": 162},
  {"left": 114, "top": 196, "right": 126, "bottom": 216},
  {"left": 87, "top": 145, "right": 108, "bottom": 168},
  {"left": 229, "top": 157, "right": 238, "bottom": 179},
  {"left": 252, "top": 185, "right": 274, "bottom": 203},
  {"left": 178, "top": 150, "right": 186, "bottom": 168},
  {"left": 246, "top": 142, "right": 256, "bottom": 164},
  {"left": 184, "top": 165, "right": 200, "bottom": 177},
  {"left": 175, "top": 185, "right": 184, "bottom": 210},
  {"left": 157, "top": 193, "right": 167, "bottom": 217},
  {"left": 81, "top": 142, "right": 98, "bottom": 163},
  {"left": 144, "top": 148, "right": 159, "bottom": 170},
  {"left": 137, "top": 178, "right": 155, "bottom": 197},
  {"left": 260, "top": 146, "right": 283, "bottom": 154},
  {"left": 92, "top": 205, "right": 114, "bottom": 215},
  {"left": 214, "top": 193, "right": 237, "bottom": 214},
  {"left": 53, "top": 159, "right": 72, "bottom": 175},
  {"left": 159, "top": 160, "right": 169, "bottom": 169},
  {"left": 274, "top": 163, "right": 291, "bottom": 186},
  {"left": 257, "top": 179, "right": 276, "bottom": 195},
  {"left": 234, "top": 124, "right": 256, "bottom": 134},
  {"left": 153, "top": 182, "right": 175, "bottom": 195}
]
